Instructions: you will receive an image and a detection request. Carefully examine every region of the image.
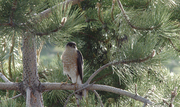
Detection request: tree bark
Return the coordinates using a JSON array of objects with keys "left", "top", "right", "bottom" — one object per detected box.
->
[{"left": 22, "top": 33, "right": 44, "bottom": 107}]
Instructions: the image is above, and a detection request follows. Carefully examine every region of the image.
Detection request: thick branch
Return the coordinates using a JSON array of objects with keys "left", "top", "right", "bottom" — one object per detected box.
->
[
  {"left": 41, "top": 83, "right": 153, "bottom": 105},
  {"left": 0, "top": 82, "right": 19, "bottom": 90},
  {"left": 0, "top": 82, "right": 153, "bottom": 105}
]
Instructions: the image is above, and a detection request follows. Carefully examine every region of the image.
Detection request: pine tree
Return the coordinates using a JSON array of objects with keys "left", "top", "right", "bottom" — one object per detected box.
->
[
  {"left": 0, "top": 0, "right": 180, "bottom": 107},
  {"left": 70, "top": 0, "right": 180, "bottom": 103}
]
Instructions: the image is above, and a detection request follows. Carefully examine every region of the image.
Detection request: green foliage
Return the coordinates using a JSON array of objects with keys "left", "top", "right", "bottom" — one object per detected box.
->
[{"left": 0, "top": 0, "right": 180, "bottom": 106}]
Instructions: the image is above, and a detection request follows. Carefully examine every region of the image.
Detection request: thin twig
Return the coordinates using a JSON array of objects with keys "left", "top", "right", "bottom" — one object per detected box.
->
[
  {"left": 8, "top": 32, "right": 15, "bottom": 79},
  {"left": 116, "top": 0, "right": 161, "bottom": 30},
  {"left": 142, "top": 103, "right": 147, "bottom": 107},
  {"left": 64, "top": 83, "right": 94, "bottom": 107},
  {"left": 85, "top": 50, "right": 155, "bottom": 84},
  {"left": 135, "top": 84, "right": 137, "bottom": 95},
  {"left": 168, "top": 38, "right": 180, "bottom": 52},
  {"left": 92, "top": 90, "right": 104, "bottom": 107},
  {"left": 96, "top": 2, "right": 104, "bottom": 24},
  {"left": 13, "top": 77, "right": 19, "bottom": 96},
  {"left": 34, "top": 0, "right": 84, "bottom": 21},
  {"left": 0, "top": 73, "right": 11, "bottom": 83},
  {"left": 111, "top": 0, "right": 116, "bottom": 22},
  {"left": 169, "top": 87, "right": 178, "bottom": 107},
  {"left": 0, "top": 93, "right": 22, "bottom": 103},
  {"left": 34, "top": 17, "right": 67, "bottom": 36},
  {"left": 92, "top": 71, "right": 113, "bottom": 83},
  {"left": 163, "top": 99, "right": 169, "bottom": 105}
]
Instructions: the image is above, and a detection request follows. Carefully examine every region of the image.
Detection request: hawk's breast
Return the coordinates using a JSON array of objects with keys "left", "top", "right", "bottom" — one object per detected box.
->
[{"left": 61, "top": 48, "right": 78, "bottom": 77}]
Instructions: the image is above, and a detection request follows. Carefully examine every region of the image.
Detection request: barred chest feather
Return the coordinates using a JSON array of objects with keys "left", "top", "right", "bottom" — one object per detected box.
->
[{"left": 61, "top": 48, "right": 78, "bottom": 76}]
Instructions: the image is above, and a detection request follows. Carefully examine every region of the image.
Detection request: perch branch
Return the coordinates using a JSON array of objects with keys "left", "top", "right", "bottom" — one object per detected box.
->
[
  {"left": 117, "top": 0, "right": 160, "bottom": 30},
  {"left": 92, "top": 90, "right": 104, "bottom": 107},
  {"left": 0, "top": 82, "right": 153, "bottom": 105},
  {"left": 40, "top": 83, "right": 153, "bottom": 105},
  {"left": 0, "top": 73, "right": 11, "bottom": 83},
  {"left": 85, "top": 50, "right": 155, "bottom": 84}
]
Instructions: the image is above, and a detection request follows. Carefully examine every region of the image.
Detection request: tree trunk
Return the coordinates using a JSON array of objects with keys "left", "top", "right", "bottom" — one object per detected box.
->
[{"left": 22, "top": 33, "right": 44, "bottom": 107}]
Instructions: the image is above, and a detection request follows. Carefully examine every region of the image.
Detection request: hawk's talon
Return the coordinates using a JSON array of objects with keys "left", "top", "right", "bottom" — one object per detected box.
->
[{"left": 60, "top": 82, "right": 68, "bottom": 87}]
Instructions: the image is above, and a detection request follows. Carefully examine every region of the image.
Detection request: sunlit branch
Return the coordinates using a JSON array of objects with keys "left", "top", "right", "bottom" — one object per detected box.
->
[
  {"left": 0, "top": 73, "right": 11, "bottom": 83},
  {"left": 117, "top": 0, "right": 161, "bottom": 30},
  {"left": 41, "top": 83, "right": 153, "bottom": 105}
]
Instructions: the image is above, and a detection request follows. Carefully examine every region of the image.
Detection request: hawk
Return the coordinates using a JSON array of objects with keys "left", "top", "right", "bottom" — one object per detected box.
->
[{"left": 61, "top": 42, "right": 83, "bottom": 104}]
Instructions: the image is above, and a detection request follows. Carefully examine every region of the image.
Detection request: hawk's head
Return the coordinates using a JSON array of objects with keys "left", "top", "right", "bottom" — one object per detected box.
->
[{"left": 66, "top": 42, "right": 76, "bottom": 49}]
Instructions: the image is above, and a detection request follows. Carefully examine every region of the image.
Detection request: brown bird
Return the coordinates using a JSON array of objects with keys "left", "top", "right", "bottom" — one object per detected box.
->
[{"left": 61, "top": 42, "right": 83, "bottom": 105}]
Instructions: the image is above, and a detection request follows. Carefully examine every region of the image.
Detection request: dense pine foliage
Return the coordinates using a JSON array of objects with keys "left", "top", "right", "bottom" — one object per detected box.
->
[{"left": 0, "top": 0, "right": 180, "bottom": 106}]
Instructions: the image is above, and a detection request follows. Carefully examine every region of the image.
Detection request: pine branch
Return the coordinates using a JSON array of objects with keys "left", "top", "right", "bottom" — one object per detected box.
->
[
  {"left": 0, "top": 82, "right": 153, "bottom": 105},
  {"left": 85, "top": 50, "right": 155, "bottom": 84},
  {"left": 9, "top": 0, "right": 17, "bottom": 25},
  {"left": 96, "top": 2, "right": 104, "bottom": 24},
  {"left": 92, "top": 90, "right": 104, "bottom": 107},
  {"left": 111, "top": 0, "right": 116, "bottom": 23},
  {"left": 64, "top": 82, "right": 94, "bottom": 107},
  {"left": 0, "top": 73, "right": 11, "bottom": 83},
  {"left": 0, "top": 93, "right": 22, "bottom": 103},
  {"left": 0, "top": 82, "right": 18, "bottom": 90},
  {"left": 35, "top": 17, "right": 67, "bottom": 36},
  {"left": 41, "top": 83, "right": 153, "bottom": 105},
  {"left": 0, "top": 0, "right": 17, "bottom": 27},
  {"left": 168, "top": 39, "right": 180, "bottom": 52},
  {"left": 34, "top": 0, "right": 84, "bottom": 21},
  {"left": 169, "top": 87, "right": 178, "bottom": 107},
  {"left": 116, "top": 0, "right": 161, "bottom": 30},
  {"left": 92, "top": 71, "right": 113, "bottom": 83},
  {"left": 8, "top": 33, "right": 15, "bottom": 80}
]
